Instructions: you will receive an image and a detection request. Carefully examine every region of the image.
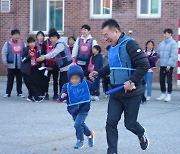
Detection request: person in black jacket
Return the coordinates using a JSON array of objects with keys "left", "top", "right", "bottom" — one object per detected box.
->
[
  {"left": 21, "top": 37, "right": 44, "bottom": 102},
  {"left": 90, "top": 45, "right": 103, "bottom": 101},
  {"left": 89, "top": 19, "right": 150, "bottom": 154}
]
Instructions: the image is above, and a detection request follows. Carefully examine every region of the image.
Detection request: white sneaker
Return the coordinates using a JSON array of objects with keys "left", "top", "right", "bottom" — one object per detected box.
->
[
  {"left": 94, "top": 96, "right": 100, "bottom": 101},
  {"left": 146, "top": 96, "right": 151, "bottom": 101},
  {"left": 164, "top": 94, "right": 171, "bottom": 102},
  {"left": 3, "top": 94, "right": 10, "bottom": 98},
  {"left": 104, "top": 94, "right": 109, "bottom": 98},
  {"left": 156, "top": 94, "right": 166, "bottom": 101},
  {"left": 17, "top": 94, "right": 25, "bottom": 98},
  {"left": 91, "top": 96, "right": 95, "bottom": 101}
]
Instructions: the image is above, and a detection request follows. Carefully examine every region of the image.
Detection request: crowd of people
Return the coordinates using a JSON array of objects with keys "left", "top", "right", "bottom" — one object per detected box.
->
[{"left": 1, "top": 19, "right": 178, "bottom": 153}]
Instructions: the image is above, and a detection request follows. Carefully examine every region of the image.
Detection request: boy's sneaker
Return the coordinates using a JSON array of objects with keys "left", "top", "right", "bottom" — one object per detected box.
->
[
  {"left": 104, "top": 94, "right": 109, "bottom": 98},
  {"left": 146, "top": 96, "right": 151, "bottom": 101},
  {"left": 88, "top": 131, "right": 95, "bottom": 147},
  {"left": 3, "top": 94, "right": 10, "bottom": 98},
  {"left": 35, "top": 98, "right": 44, "bottom": 103},
  {"left": 91, "top": 96, "right": 95, "bottom": 101},
  {"left": 17, "top": 94, "right": 25, "bottom": 98},
  {"left": 138, "top": 133, "right": 149, "bottom": 150},
  {"left": 44, "top": 93, "right": 49, "bottom": 100},
  {"left": 93, "top": 96, "right": 100, "bottom": 101},
  {"left": 164, "top": 94, "right": 171, "bottom": 102},
  {"left": 27, "top": 97, "right": 35, "bottom": 102},
  {"left": 156, "top": 93, "right": 166, "bottom": 101},
  {"left": 74, "top": 141, "right": 84, "bottom": 149}
]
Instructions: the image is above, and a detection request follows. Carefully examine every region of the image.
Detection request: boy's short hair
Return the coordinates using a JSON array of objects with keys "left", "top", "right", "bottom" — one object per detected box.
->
[
  {"left": 101, "top": 19, "right": 121, "bottom": 32},
  {"left": 93, "top": 45, "right": 102, "bottom": 53},
  {"left": 36, "top": 31, "right": 45, "bottom": 38},
  {"left": 11, "top": 29, "right": 20, "bottom": 35},
  {"left": 27, "top": 36, "right": 35, "bottom": 43},
  {"left": 81, "top": 24, "right": 91, "bottom": 31},
  {"left": 164, "top": 28, "right": 173, "bottom": 35},
  {"left": 48, "top": 28, "right": 60, "bottom": 39},
  {"left": 68, "top": 36, "right": 76, "bottom": 42}
]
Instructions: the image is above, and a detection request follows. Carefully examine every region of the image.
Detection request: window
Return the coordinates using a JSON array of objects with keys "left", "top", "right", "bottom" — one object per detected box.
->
[
  {"left": 30, "top": 0, "right": 64, "bottom": 34},
  {"left": 90, "top": 0, "right": 112, "bottom": 19},
  {"left": 137, "top": 0, "right": 161, "bottom": 18},
  {"left": 1, "top": 0, "right": 10, "bottom": 13}
]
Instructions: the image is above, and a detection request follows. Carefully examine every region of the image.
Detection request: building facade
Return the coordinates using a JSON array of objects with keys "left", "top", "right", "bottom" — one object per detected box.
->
[{"left": 0, "top": 0, "right": 180, "bottom": 82}]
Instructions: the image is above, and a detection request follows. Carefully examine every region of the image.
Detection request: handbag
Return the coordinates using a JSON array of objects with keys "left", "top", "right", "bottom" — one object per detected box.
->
[{"left": 88, "top": 56, "right": 94, "bottom": 72}]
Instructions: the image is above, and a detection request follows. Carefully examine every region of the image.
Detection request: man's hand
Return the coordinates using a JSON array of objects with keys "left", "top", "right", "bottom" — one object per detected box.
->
[
  {"left": 166, "top": 66, "right": 171, "bottom": 72},
  {"left": 61, "top": 93, "right": 67, "bottom": 99},
  {"left": 124, "top": 81, "right": 135, "bottom": 93},
  {"left": 36, "top": 56, "right": 45, "bottom": 62},
  {"left": 89, "top": 71, "right": 98, "bottom": 81}
]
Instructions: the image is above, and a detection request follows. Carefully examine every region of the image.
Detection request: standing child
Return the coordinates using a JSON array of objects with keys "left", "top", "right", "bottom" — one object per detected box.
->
[
  {"left": 90, "top": 45, "right": 103, "bottom": 101},
  {"left": 21, "top": 37, "right": 44, "bottom": 102},
  {"left": 143, "top": 40, "right": 158, "bottom": 102},
  {"left": 68, "top": 36, "right": 76, "bottom": 54},
  {"left": 58, "top": 65, "right": 98, "bottom": 149},
  {"left": 102, "top": 46, "right": 110, "bottom": 98},
  {"left": 35, "top": 31, "right": 45, "bottom": 53}
]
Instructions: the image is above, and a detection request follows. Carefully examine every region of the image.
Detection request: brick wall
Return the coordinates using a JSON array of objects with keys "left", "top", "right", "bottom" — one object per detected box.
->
[{"left": 1, "top": 0, "right": 180, "bottom": 83}]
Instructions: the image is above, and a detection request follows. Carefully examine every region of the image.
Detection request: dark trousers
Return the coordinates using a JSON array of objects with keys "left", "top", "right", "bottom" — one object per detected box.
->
[
  {"left": 160, "top": 67, "right": 174, "bottom": 93},
  {"left": 106, "top": 95, "right": 145, "bottom": 153},
  {"left": 23, "top": 68, "right": 41, "bottom": 100},
  {"left": 72, "top": 112, "right": 91, "bottom": 141},
  {"left": 59, "top": 71, "right": 68, "bottom": 93},
  {"left": 102, "top": 76, "right": 110, "bottom": 93},
  {"left": 6, "top": 68, "right": 22, "bottom": 95},
  {"left": 45, "top": 66, "right": 59, "bottom": 95},
  {"left": 78, "top": 64, "right": 89, "bottom": 78}
]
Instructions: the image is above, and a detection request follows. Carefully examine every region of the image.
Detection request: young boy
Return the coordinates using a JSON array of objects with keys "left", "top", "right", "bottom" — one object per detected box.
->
[
  {"left": 58, "top": 65, "right": 98, "bottom": 149},
  {"left": 91, "top": 45, "right": 103, "bottom": 101},
  {"left": 102, "top": 45, "right": 110, "bottom": 98},
  {"left": 21, "top": 37, "right": 44, "bottom": 102}
]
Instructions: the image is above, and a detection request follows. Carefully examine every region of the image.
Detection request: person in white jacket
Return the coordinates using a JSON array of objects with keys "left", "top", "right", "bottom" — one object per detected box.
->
[
  {"left": 156, "top": 28, "right": 178, "bottom": 102},
  {"left": 72, "top": 25, "right": 98, "bottom": 78}
]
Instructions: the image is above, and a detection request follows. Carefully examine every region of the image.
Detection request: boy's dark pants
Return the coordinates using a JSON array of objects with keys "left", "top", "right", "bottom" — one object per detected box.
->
[
  {"left": 6, "top": 68, "right": 22, "bottom": 95},
  {"left": 72, "top": 112, "right": 92, "bottom": 141},
  {"left": 45, "top": 66, "right": 59, "bottom": 95},
  {"left": 106, "top": 94, "right": 145, "bottom": 153},
  {"left": 159, "top": 67, "right": 174, "bottom": 93},
  {"left": 103, "top": 76, "right": 110, "bottom": 92}
]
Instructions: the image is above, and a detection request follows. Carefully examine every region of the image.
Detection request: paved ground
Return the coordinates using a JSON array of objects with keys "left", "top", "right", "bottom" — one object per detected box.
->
[{"left": 0, "top": 79, "right": 180, "bottom": 154}]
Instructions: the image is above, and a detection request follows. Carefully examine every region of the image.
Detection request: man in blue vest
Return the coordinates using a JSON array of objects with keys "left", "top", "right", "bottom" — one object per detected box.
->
[
  {"left": 1, "top": 29, "right": 26, "bottom": 98},
  {"left": 89, "top": 19, "right": 150, "bottom": 154}
]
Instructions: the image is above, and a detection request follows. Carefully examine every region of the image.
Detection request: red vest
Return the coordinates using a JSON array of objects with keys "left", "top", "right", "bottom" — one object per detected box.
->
[
  {"left": 45, "top": 40, "right": 56, "bottom": 66},
  {"left": 9, "top": 40, "right": 23, "bottom": 54}
]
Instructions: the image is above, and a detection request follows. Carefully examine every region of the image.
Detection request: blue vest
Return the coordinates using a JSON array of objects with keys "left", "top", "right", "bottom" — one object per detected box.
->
[
  {"left": 77, "top": 38, "right": 93, "bottom": 62},
  {"left": 108, "top": 34, "right": 135, "bottom": 85},
  {"left": 55, "top": 42, "right": 72, "bottom": 68},
  {"left": 67, "top": 80, "right": 90, "bottom": 106},
  {"left": 7, "top": 41, "right": 24, "bottom": 63}
]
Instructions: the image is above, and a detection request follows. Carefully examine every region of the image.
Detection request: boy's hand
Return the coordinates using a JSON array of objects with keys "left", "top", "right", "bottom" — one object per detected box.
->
[
  {"left": 89, "top": 71, "right": 98, "bottom": 81},
  {"left": 61, "top": 93, "right": 67, "bottom": 99},
  {"left": 30, "top": 52, "right": 34, "bottom": 57}
]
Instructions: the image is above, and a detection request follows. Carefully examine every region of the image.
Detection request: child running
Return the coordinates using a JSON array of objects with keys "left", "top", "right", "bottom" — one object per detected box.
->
[{"left": 58, "top": 65, "right": 98, "bottom": 149}]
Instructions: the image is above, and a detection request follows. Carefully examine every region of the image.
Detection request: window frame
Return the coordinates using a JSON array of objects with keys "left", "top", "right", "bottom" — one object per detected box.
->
[
  {"left": 1, "top": 0, "right": 10, "bottom": 13},
  {"left": 30, "top": 0, "right": 64, "bottom": 34},
  {"left": 90, "top": 0, "right": 112, "bottom": 19},
  {"left": 137, "top": 0, "right": 161, "bottom": 18}
]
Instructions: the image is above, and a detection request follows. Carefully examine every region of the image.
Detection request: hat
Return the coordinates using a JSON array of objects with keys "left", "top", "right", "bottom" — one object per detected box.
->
[{"left": 67, "top": 65, "right": 84, "bottom": 81}]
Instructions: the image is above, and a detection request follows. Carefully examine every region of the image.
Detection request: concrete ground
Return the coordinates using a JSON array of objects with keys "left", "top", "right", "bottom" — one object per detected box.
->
[{"left": 0, "top": 78, "right": 180, "bottom": 154}]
